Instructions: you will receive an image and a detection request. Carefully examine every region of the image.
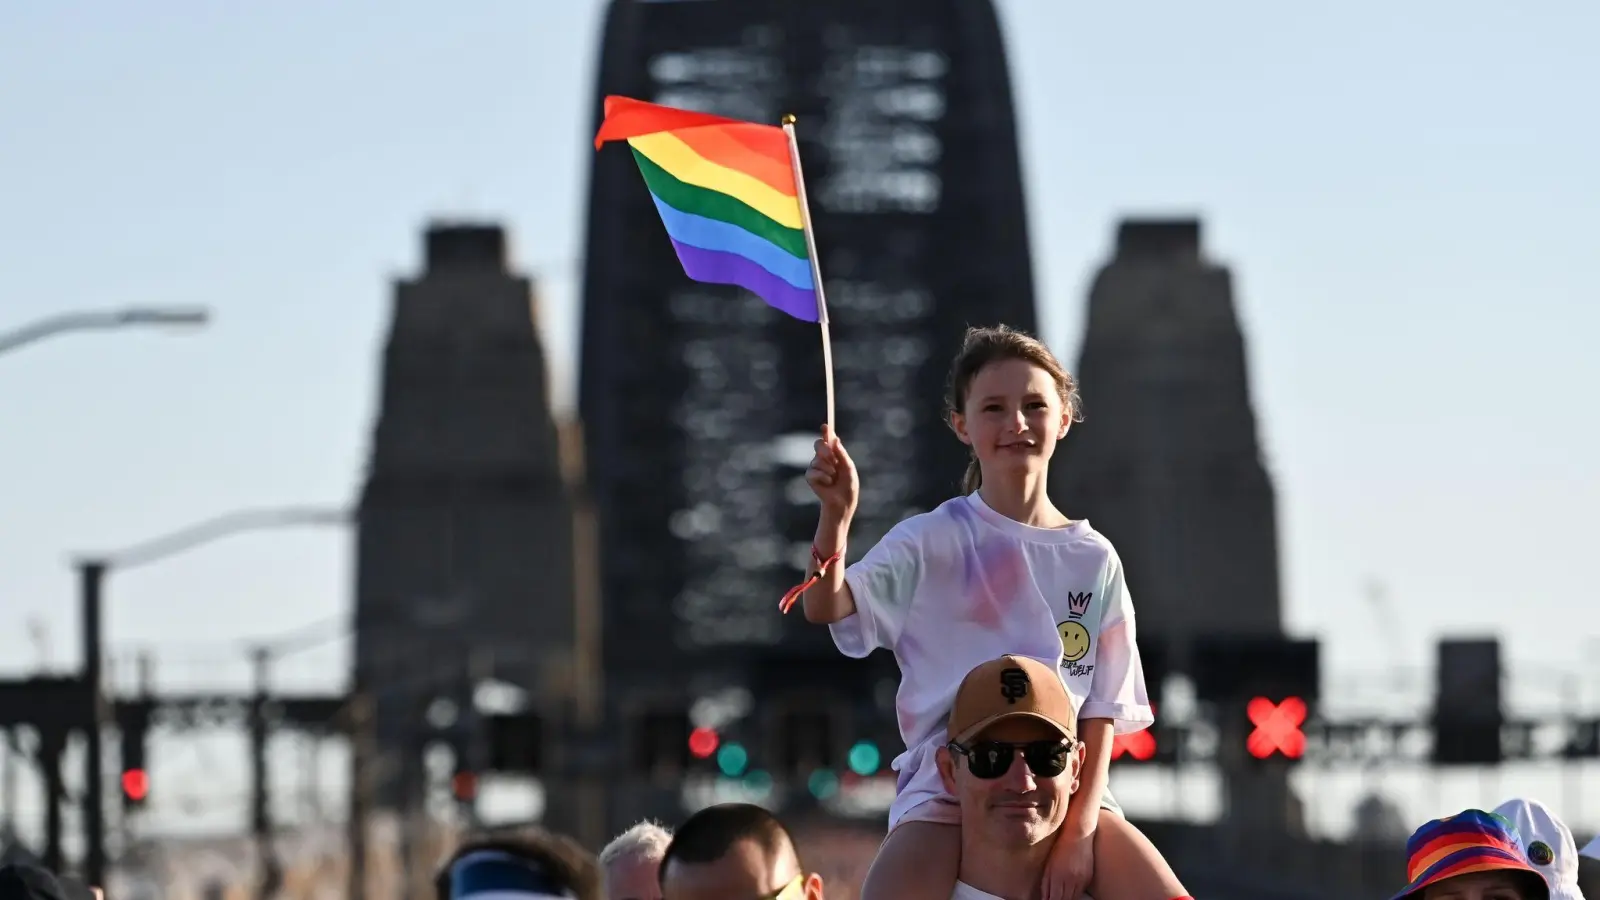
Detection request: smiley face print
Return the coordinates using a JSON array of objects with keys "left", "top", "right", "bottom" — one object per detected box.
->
[{"left": 1058, "top": 620, "right": 1092, "bottom": 663}]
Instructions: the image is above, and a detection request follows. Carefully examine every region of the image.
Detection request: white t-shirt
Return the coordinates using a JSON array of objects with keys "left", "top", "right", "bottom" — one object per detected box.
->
[{"left": 830, "top": 492, "right": 1154, "bottom": 830}]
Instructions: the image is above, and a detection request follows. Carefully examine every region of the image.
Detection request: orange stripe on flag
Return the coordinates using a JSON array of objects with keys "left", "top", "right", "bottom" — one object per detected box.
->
[{"left": 673, "top": 125, "right": 796, "bottom": 197}]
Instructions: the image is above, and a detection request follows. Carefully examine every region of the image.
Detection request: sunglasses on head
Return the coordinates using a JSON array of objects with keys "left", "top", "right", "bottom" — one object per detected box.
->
[
  {"left": 448, "top": 850, "right": 578, "bottom": 899},
  {"left": 947, "top": 738, "right": 1075, "bottom": 780}
]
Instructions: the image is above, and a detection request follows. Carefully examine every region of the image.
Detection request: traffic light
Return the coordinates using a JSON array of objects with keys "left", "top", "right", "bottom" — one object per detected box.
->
[
  {"left": 118, "top": 702, "right": 151, "bottom": 810},
  {"left": 807, "top": 767, "right": 841, "bottom": 800},
  {"left": 716, "top": 741, "right": 750, "bottom": 778},
  {"left": 121, "top": 768, "right": 150, "bottom": 806},
  {"left": 451, "top": 768, "right": 479, "bottom": 804},
  {"left": 449, "top": 729, "right": 480, "bottom": 806},
  {"left": 846, "top": 740, "right": 881, "bottom": 776},
  {"left": 487, "top": 712, "right": 544, "bottom": 774},
  {"left": 1111, "top": 703, "right": 1158, "bottom": 763},
  {"left": 1433, "top": 639, "right": 1503, "bottom": 765},
  {"left": 1193, "top": 637, "right": 1319, "bottom": 765},
  {"left": 1109, "top": 636, "right": 1168, "bottom": 765},
  {"left": 775, "top": 710, "right": 834, "bottom": 775},
  {"left": 1245, "top": 696, "right": 1307, "bottom": 760},
  {"left": 688, "top": 726, "right": 720, "bottom": 760},
  {"left": 1191, "top": 638, "right": 1320, "bottom": 704},
  {"left": 633, "top": 710, "right": 692, "bottom": 775}
]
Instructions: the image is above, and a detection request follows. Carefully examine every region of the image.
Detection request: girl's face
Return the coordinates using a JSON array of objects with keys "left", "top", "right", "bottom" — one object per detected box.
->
[
  {"left": 1421, "top": 871, "right": 1538, "bottom": 900},
  {"left": 951, "top": 358, "right": 1070, "bottom": 482}
]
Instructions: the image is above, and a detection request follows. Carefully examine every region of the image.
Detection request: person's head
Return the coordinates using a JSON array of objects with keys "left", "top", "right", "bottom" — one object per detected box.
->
[
  {"left": 658, "top": 803, "right": 822, "bottom": 900},
  {"left": 435, "top": 828, "right": 601, "bottom": 900},
  {"left": 936, "top": 655, "right": 1084, "bottom": 852},
  {"left": 1490, "top": 799, "right": 1585, "bottom": 900},
  {"left": 600, "top": 820, "right": 674, "bottom": 900},
  {"left": 945, "top": 325, "right": 1083, "bottom": 494},
  {"left": 1391, "top": 810, "right": 1550, "bottom": 900}
]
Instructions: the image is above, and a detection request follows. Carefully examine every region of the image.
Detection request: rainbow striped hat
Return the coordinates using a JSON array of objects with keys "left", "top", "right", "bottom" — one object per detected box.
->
[{"left": 1391, "top": 809, "right": 1548, "bottom": 900}]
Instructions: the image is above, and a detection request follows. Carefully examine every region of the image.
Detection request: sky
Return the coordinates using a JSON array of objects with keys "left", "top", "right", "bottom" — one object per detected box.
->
[{"left": 1, "top": 0, "right": 1597, "bottom": 841}]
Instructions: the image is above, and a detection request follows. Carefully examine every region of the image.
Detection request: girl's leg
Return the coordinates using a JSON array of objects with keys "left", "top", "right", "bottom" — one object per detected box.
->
[
  {"left": 1084, "top": 811, "right": 1189, "bottom": 900},
  {"left": 859, "top": 821, "right": 961, "bottom": 900}
]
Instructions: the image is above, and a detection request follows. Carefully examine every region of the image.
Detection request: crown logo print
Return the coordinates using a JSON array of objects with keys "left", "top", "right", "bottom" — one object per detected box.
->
[{"left": 1065, "top": 591, "right": 1092, "bottom": 619}]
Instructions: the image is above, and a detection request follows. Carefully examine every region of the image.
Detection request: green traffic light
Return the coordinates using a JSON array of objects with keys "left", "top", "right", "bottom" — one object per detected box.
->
[
  {"left": 717, "top": 742, "right": 749, "bottom": 777},
  {"left": 847, "top": 740, "right": 881, "bottom": 776},
  {"left": 743, "top": 769, "right": 773, "bottom": 792},
  {"left": 807, "top": 768, "right": 840, "bottom": 800}
]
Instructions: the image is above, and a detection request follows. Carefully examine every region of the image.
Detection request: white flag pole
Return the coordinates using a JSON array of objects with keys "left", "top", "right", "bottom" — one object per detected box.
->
[{"left": 781, "top": 114, "right": 834, "bottom": 433}]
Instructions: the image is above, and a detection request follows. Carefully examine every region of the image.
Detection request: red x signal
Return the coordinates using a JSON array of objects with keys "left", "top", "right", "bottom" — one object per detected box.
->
[
  {"left": 1247, "top": 696, "right": 1307, "bottom": 759},
  {"left": 1112, "top": 703, "right": 1158, "bottom": 761},
  {"left": 1112, "top": 729, "right": 1157, "bottom": 761}
]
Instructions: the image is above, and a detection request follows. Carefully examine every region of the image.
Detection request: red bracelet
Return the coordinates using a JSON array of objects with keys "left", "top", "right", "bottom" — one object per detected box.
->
[{"left": 778, "top": 545, "right": 843, "bottom": 614}]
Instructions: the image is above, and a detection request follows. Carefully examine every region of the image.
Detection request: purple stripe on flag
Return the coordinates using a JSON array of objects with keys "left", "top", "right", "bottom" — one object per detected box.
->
[{"left": 668, "top": 238, "right": 820, "bottom": 322}]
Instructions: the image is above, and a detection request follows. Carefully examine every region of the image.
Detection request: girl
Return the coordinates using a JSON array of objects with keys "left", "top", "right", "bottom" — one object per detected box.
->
[{"left": 787, "top": 325, "right": 1187, "bottom": 900}]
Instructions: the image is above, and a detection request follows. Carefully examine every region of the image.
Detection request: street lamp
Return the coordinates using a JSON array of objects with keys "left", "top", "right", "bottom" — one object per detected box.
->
[
  {"left": 0, "top": 307, "right": 210, "bottom": 357},
  {"left": 75, "top": 505, "right": 349, "bottom": 886}
]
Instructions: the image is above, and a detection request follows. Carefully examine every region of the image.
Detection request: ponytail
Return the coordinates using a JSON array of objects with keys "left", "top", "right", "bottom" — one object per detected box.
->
[{"left": 961, "top": 455, "right": 982, "bottom": 494}]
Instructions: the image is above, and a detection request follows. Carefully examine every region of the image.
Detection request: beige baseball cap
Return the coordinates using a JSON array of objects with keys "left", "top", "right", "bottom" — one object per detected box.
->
[{"left": 947, "top": 655, "right": 1077, "bottom": 745}]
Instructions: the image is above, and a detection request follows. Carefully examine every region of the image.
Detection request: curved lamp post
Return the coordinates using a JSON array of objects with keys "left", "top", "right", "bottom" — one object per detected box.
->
[{"left": 0, "top": 307, "right": 209, "bottom": 357}]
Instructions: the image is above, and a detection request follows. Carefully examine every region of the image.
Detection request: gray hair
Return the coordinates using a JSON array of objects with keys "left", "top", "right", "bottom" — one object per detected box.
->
[{"left": 599, "top": 819, "right": 673, "bottom": 868}]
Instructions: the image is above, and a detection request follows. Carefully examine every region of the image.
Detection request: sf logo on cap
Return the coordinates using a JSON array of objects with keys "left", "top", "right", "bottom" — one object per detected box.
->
[{"left": 999, "top": 667, "right": 1030, "bottom": 704}]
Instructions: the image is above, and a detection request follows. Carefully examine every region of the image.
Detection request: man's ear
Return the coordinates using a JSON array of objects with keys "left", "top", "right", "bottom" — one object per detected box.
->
[
  {"left": 1069, "top": 740, "right": 1087, "bottom": 792},
  {"left": 936, "top": 744, "right": 959, "bottom": 794},
  {"left": 804, "top": 873, "right": 825, "bottom": 900}
]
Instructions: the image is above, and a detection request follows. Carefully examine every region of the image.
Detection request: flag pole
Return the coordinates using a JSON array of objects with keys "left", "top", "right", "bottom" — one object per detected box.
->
[{"left": 781, "top": 114, "right": 835, "bottom": 433}]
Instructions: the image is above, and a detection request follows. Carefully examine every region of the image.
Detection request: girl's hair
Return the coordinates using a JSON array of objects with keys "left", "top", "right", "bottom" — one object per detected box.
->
[{"left": 944, "top": 324, "right": 1083, "bottom": 493}]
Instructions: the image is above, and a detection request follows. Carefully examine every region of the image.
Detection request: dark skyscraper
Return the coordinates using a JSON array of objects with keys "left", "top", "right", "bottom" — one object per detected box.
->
[
  {"left": 353, "top": 224, "right": 578, "bottom": 798},
  {"left": 1052, "top": 219, "right": 1283, "bottom": 646},
  {"left": 1051, "top": 218, "right": 1292, "bottom": 841},
  {"left": 579, "top": 0, "right": 1038, "bottom": 683}
]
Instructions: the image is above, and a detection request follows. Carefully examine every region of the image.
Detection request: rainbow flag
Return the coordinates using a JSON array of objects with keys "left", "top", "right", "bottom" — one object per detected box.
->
[{"left": 594, "top": 96, "right": 822, "bottom": 323}]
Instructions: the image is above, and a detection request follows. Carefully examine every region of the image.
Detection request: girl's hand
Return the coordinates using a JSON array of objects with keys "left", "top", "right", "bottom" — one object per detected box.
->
[
  {"left": 805, "top": 424, "right": 859, "bottom": 520},
  {"left": 1042, "top": 827, "right": 1095, "bottom": 900}
]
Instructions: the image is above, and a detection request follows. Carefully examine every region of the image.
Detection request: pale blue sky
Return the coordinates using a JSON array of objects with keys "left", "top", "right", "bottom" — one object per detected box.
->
[{"left": 1, "top": 0, "right": 1598, "bottom": 837}]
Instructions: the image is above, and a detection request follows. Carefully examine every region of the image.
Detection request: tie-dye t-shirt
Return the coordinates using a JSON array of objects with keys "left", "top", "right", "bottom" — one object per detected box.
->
[{"left": 830, "top": 492, "right": 1153, "bottom": 831}]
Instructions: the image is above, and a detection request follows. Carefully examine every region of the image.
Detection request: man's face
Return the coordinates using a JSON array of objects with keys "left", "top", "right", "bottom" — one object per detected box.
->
[
  {"left": 604, "top": 854, "right": 663, "bottom": 900},
  {"left": 660, "top": 838, "right": 820, "bottom": 900},
  {"left": 938, "top": 717, "right": 1082, "bottom": 849}
]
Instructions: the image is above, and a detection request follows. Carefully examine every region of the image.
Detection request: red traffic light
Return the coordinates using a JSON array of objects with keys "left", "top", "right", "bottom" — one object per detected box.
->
[
  {"left": 688, "top": 727, "right": 720, "bottom": 759},
  {"left": 451, "top": 771, "right": 478, "bottom": 801},
  {"left": 121, "top": 768, "right": 149, "bottom": 802},
  {"left": 1247, "top": 696, "right": 1307, "bottom": 759},
  {"left": 1111, "top": 703, "right": 1157, "bottom": 762},
  {"left": 1112, "top": 729, "right": 1157, "bottom": 761}
]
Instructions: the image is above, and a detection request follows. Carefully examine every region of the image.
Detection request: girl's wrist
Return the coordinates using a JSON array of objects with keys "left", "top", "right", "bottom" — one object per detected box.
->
[
  {"left": 1064, "top": 805, "right": 1099, "bottom": 838},
  {"left": 817, "top": 508, "right": 853, "bottom": 541}
]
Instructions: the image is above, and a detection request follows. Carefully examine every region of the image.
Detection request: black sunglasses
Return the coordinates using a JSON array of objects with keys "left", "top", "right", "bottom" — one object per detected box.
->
[{"left": 947, "top": 738, "right": 1075, "bottom": 780}]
